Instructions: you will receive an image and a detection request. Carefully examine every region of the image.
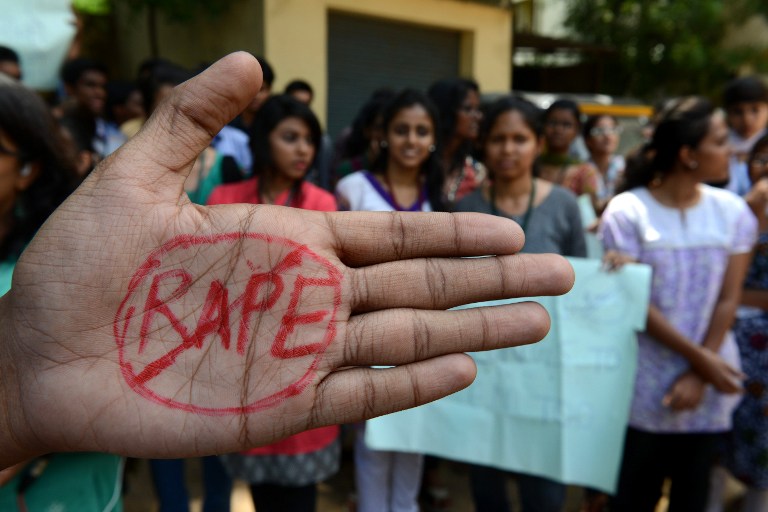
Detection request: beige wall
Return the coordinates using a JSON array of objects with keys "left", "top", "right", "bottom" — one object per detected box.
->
[
  {"left": 113, "top": 0, "right": 511, "bottom": 125},
  {"left": 264, "top": 0, "right": 512, "bottom": 125}
]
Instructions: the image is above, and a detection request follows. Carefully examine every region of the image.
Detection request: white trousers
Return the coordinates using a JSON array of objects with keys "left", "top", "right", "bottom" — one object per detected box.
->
[{"left": 354, "top": 423, "right": 424, "bottom": 512}]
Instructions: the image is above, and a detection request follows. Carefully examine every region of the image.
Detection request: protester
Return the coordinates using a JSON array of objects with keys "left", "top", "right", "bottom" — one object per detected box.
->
[
  {"left": 584, "top": 114, "right": 625, "bottom": 212},
  {"left": 0, "top": 73, "right": 124, "bottom": 511},
  {"left": 428, "top": 78, "right": 485, "bottom": 208},
  {"left": 601, "top": 96, "right": 757, "bottom": 511},
  {"left": 336, "top": 88, "right": 445, "bottom": 512},
  {"left": 538, "top": 99, "right": 600, "bottom": 211},
  {"left": 210, "top": 94, "right": 339, "bottom": 512},
  {"left": 719, "top": 76, "right": 768, "bottom": 195},
  {"left": 59, "top": 58, "right": 126, "bottom": 159},
  {"left": 455, "top": 95, "right": 585, "bottom": 512},
  {"left": 333, "top": 88, "right": 395, "bottom": 185},
  {"left": 711, "top": 134, "right": 768, "bottom": 512},
  {"left": 0, "top": 46, "right": 21, "bottom": 81},
  {"left": 285, "top": 79, "right": 314, "bottom": 106}
]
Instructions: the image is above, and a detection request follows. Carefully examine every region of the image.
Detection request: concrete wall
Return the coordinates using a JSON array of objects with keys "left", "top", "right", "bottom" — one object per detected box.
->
[
  {"left": 263, "top": 0, "right": 512, "bottom": 125},
  {"left": 113, "top": 0, "right": 511, "bottom": 125}
]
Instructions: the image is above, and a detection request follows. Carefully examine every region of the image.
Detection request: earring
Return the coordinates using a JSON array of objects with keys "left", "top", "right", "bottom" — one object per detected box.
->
[
  {"left": 20, "top": 164, "right": 31, "bottom": 177},
  {"left": 380, "top": 141, "right": 388, "bottom": 148},
  {"left": 689, "top": 161, "right": 698, "bottom": 170},
  {"left": 650, "top": 171, "right": 664, "bottom": 187},
  {"left": 428, "top": 144, "right": 436, "bottom": 153}
]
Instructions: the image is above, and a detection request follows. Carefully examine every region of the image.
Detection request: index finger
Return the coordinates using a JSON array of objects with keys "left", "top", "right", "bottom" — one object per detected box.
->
[{"left": 325, "top": 211, "right": 525, "bottom": 266}]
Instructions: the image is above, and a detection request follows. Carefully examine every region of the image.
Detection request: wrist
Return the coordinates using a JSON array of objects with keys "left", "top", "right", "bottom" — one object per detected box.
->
[{"left": 0, "top": 295, "right": 43, "bottom": 469}]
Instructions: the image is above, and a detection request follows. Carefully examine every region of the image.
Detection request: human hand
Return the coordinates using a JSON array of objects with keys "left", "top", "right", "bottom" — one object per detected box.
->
[
  {"left": 745, "top": 177, "right": 768, "bottom": 218},
  {"left": 662, "top": 371, "right": 706, "bottom": 410},
  {"left": 690, "top": 346, "right": 745, "bottom": 394},
  {"left": 601, "top": 250, "right": 635, "bottom": 272},
  {"left": 0, "top": 53, "right": 574, "bottom": 468}
]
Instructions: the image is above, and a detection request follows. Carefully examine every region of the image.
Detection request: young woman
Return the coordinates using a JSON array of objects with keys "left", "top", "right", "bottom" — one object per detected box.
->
[
  {"left": 538, "top": 99, "right": 600, "bottom": 211},
  {"left": 336, "top": 88, "right": 444, "bottom": 512},
  {"left": 209, "top": 95, "right": 339, "bottom": 512},
  {"left": 333, "top": 88, "right": 395, "bottom": 186},
  {"left": 454, "top": 96, "right": 586, "bottom": 512},
  {"left": 716, "top": 134, "right": 768, "bottom": 512},
  {"left": 600, "top": 97, "right": 757, "bottom": 512},
  {"left": 0, "top": 75, "right": 124, "bottom": 511},
  {"left": 584, "top": 114, "right": 625, "bottom": 212},
  {"left": 428, "top": 78, "right": 486, "bottom": 207},
  {"left": 336, "top": 88, "right": 444, "bottom": 214}
]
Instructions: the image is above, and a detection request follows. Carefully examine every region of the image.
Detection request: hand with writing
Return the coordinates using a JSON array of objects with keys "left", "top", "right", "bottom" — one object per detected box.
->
[{"left": 0, "top": 53, "right": 574, "bottom": 469}]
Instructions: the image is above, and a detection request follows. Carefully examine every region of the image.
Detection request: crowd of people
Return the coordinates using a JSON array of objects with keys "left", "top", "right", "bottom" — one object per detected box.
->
[{"left": 0, "top": 43, "right": 766, "bottom": 512}]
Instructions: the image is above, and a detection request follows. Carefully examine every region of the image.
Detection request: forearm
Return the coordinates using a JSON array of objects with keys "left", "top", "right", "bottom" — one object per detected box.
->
[
  {"left": 741, "top": 288, "right": 768, "bottom": 310},
  {"left": 645, "top": 305, "right": 702, "bottom": 363},
  {"left": 701, "top": 294, "right": 741, "bottom": 352}
]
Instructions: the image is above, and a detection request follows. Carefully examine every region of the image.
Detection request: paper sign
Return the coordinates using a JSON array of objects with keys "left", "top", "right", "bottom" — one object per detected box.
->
[
  {"left": 0, "top": 0, "right": 76, "bottom": 90},
  {"left": 365, "top": 257, "right": 651, "bottom": 493}
]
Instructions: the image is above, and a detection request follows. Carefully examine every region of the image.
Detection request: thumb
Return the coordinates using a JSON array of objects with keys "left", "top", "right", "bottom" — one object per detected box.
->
[{"left": 100, "top": 52, "right": 262, "bottom": 191}]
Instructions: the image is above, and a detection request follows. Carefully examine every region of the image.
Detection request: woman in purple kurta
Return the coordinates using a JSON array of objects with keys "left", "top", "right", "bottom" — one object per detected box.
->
[{"left": 600, "top": 97, "right": 757, "bottom": 512}]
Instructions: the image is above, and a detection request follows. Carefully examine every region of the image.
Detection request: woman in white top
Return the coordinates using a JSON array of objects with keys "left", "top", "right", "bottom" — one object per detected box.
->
[
  {"left": 336, "top": 88, "right": 444, "bottom": 512},
  {"left": 336, "top": 88, "right": 444, "bottom": 214}
]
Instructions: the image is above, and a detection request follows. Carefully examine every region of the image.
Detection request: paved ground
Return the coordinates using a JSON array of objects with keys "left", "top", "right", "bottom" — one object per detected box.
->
[{"left": 123, "top": 444, "right": 746, "bottom": 511}]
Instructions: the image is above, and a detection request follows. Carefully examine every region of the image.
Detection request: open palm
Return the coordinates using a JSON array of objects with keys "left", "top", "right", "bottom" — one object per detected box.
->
[{"left": 0, "top": 53, "right": 574, "bottom": 467}]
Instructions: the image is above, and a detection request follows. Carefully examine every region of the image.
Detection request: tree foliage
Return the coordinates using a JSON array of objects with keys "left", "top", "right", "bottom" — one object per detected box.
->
[
  {"left": 564, "top": 0, "right": 768, "bottom": 100},
  {"left": 118, "top": 0, "right": 242, "bottom": 23}
]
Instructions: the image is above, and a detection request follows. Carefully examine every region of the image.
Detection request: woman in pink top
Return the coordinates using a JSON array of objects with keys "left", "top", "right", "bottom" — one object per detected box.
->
[
  {"left": 208, "top": 95, "right": 336, "bottom": 211},
  {"left": 208, "top": 94, "right": 338, "bottom": 512}
]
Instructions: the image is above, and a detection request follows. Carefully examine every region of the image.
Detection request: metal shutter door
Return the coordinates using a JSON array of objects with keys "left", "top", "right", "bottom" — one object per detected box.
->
[{"left": 327, "top": 11, "right": 460, "bottom": 138}]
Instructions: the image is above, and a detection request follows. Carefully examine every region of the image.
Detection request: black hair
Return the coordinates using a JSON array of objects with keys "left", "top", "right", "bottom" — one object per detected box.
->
[
  {"left": 544, "top": 99, "right": 582, "bottom": 126},
  {"left": 341, "top": 88, "right": 396, "bottom": 159},
  {"left": 250, "top": 94, "right": 322, "bottom": 204},
  {"left": 619, "top": 96, "right": 714, "bottom": 193},
  {"left": 372, "top": 88, "right": 446, "bottom": 211},
  {"left": 0, "top": 76, "right": 77, "bottom": 260},
  {"left": 0, "top": 46, "right": 19, "bottom": 64},
  {"left": 255, "top": 56, "right": 275, "bottom": 87},
  {"left": 583, "top": 114, "right": 618, "bottom": 139},
  {"left": 105, "top": 80, "right": 138, "bottom": 123},
  {"left": 427, "top": 78, "right": 480, "bottom": 144},
  {"left": 723, "top": 76, "right": 768, "bottom": 108},
  {"left": 477, "top": 95, "right": 543, "bottom": 174},
  {"left": 284, "top": 79, "right": 313, "bottom": 97},
  {"left": 60, "top": 58, "right": 108, "bottom": 87}
]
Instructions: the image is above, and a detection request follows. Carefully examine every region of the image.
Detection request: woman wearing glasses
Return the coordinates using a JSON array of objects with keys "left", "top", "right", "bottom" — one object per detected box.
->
[
  {"left": 538, "top": 99, "right": 601, "bottom": 212},
  {"left": 584, "top": 114, "right": 626, "bottom": 212}
]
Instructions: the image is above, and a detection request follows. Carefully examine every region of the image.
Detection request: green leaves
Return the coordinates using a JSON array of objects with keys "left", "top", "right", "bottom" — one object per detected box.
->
[{"left": 564, "top": 0, "right": 768, "bottom": 99}]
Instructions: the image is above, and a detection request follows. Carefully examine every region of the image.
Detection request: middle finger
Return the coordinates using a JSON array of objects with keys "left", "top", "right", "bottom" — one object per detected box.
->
[{"left": 348, "top": 253, "right": 574, "bottom": 312}]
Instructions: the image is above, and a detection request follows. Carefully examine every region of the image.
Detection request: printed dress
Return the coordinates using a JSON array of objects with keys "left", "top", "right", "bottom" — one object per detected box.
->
[
  {"left": 600, "top": 185, "right": 757, "bottom": 433},
  {"left": 726, "top": 230, "right": 768, "bottom": 488}
]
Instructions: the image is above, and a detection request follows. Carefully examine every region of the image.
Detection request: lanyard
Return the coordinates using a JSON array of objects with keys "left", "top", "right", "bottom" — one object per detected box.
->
[{"left": 490, "top": 178, "right": 537, "bottom": 232}]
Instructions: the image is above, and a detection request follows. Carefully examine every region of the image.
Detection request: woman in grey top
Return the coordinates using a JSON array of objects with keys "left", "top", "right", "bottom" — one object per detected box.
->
[
  {"left": 454, "top": 96, "right": 586, "bottom": 512},
  {"left": 455, "top": 96, "right": 586, "bottom": 258}
]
